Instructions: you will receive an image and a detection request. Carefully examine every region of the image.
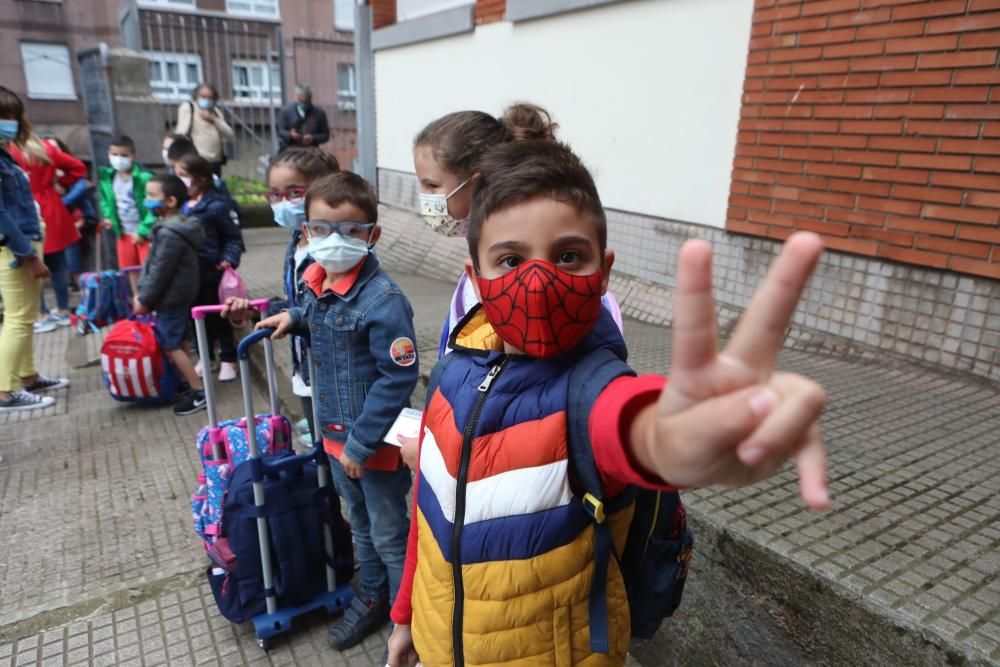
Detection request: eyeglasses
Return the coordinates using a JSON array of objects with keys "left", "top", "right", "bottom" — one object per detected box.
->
[
  {"left": 265, "top": 187, "right": 307, "bottom": 204},
  {"left": 305, "top": 220, "right": 375, "bottom": 239}
]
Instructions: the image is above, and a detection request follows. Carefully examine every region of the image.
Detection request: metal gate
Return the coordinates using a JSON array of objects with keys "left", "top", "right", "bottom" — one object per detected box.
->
[{"left": 137, "top": 8, "right": 285, "bottom": 180}]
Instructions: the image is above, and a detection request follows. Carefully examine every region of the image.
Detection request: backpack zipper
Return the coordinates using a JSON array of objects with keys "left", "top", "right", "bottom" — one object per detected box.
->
[{"left": 451, "top": 356, "right": 508, "bottom": 667}]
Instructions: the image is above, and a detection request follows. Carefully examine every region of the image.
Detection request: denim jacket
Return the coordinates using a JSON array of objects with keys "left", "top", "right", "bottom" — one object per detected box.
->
[
  {"left": 288, "top": 253, "right": 419, "bottom": 465},
  {"left": 0, "top": 146, "right": 42, "bottom": 265}
]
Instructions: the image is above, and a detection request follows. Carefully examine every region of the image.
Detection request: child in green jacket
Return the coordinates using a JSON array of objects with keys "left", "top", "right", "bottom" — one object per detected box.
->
[{"left": 98, "top": 134, "right": 155, "bottom": 290}]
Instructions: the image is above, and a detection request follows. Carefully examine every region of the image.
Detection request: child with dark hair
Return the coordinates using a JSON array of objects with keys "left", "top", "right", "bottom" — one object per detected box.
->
[
  {"left": 133, "top": 174, "right": 206, "bottom": 416},
  {"left": 258, "top": 171, "right": 418, "bottom": 651},
  {"left": 174, "top": 152, "right": 244, "bottom": 383},
  {"left": 222, "top": 147, "right": 340, "bottom": 444},
  {"left": 98, "top": 134, "right": 155, "bottom": 290},
  {"left": 385, "top": 140, "right": 831, "bottom": 667}
]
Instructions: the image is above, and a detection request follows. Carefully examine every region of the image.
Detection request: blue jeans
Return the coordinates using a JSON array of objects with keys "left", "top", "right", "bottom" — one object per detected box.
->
[
  {"left": 328, "top": 455, "right": 411, "bottom": 604},
  {"left": 39, "top": 249, "right": 70, "bottom": 314}
]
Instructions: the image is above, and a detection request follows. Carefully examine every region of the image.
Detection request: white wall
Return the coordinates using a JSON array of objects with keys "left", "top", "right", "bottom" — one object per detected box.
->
[{"left": 374, "top": 0, "right": 753, "bottom": 228}]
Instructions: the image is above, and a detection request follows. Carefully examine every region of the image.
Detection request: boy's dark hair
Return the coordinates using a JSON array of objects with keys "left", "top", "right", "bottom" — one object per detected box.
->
[
  {"left": 468, "top": 140, "right": 606, "bottom": 270},
  {"left": 166, "top": 135, "right": 195, "bottom": 162},
  {"left": 111, "top": 134, "right": 136, "bottom": 152},
  {"left": 269, "top": 147, "right": 340, "bottom": 182},
  {"left": 176, "top": 152, "right": 214, "bottom": 188},
  {"left": 305, "top": 172, "right": 378, "bottom": 224},
  {"left": 414, "top": 102, "right": 557, "bottom": 179},
  {"left": 150, "top": 174, "right": 189, "bottom": 208}
]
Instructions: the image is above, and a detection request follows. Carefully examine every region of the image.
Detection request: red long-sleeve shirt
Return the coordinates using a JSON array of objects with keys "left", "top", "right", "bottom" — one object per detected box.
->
[{"left": 390, "top": 373, "right": 670, "bottom": 625}]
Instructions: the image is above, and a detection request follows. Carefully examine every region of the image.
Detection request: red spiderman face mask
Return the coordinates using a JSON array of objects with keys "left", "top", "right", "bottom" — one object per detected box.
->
[{"left": 476, "top": 260, "right": 604, "bottom": 358}]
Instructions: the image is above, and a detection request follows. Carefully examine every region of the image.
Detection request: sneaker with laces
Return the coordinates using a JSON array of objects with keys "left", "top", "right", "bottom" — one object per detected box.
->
[
  {"left": 0, "top": 390, "right": 55, "bottom": 412},
  {"left": 33, "top": 318, "right": 57, "bottom": 334},
  {"left": 295, "top": 418, "right": 311, "bottom": 434},
  {"left": 49, "top": 311, "right": 72, "bottom": 327},
  {"left": 218, "top": 362, "right": 238, "bottom": 383},
  {"left": 23, "top": 374, "right": 70, "bottom": 393},
  {"left": 327, "top": 595, "right": 390, "bottom": 650},
  {"left": 173, "top": 389, "right": 207, "bottom": 416}
]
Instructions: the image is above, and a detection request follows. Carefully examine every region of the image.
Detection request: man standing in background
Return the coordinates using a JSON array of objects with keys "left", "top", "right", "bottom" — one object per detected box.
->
[{"left": 277, "top": 84, "right": 330, "bottom": 153}]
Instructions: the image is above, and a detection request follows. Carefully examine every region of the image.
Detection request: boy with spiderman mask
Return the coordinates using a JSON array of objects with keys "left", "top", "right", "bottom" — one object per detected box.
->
[{"left": 386, "top": 140, "right": 828, "bottom": 667}]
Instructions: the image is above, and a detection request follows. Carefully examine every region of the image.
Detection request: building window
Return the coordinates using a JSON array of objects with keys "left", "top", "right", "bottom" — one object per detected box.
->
[
  {"left": 145, "top": 51, "right": 203, "bottom": 101},
  {"left": 20, "top": 42, "right": 76, "bottom": 100},
  {"left": 334, "top": 0, "right": 355, "bottom": 31},
  {"left": 226, "top": 0, "right": 279, "bottom": 17},
  {"left": 337, "top": 63, "right": 357, "bottom": 111},
  {"left": 396, "top": 0, "right": 472, "bottom": 21},
  {"left": 232, "top": 60, "right": 281, "bottom": 104}
]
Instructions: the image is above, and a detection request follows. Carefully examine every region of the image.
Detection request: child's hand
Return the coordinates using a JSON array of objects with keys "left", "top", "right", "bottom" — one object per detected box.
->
[
  {"left": 221, "top": 296, "right": 251, "bottom": 324},
  {"left": 132, "top": 296, "right": 148, "bottom": 315},
  {"left": 98, "top": 220, "right": 112, "bottom": 231},
  {"left": 130, "top": 233, "right": 145, "bottom": 245},
  {"left": 632, "top": 232, "right": 829, "bottom": 510},
  {"left": 256, "top": 312, "right": 292, "bottom": 339},
  {"left": 339, "top": 451, "right": 364, "bottom": 479},
  {"left": 398, "top": 434, "right": 419, "bottom": 470},
  {"left": 386, "top": 624, "right": 419, "bottom": 667}
]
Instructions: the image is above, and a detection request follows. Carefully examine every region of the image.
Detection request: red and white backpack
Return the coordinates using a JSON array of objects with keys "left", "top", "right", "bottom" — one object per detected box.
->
[{"left": 100, "top": 319, "right": 180, "bottom": 404}]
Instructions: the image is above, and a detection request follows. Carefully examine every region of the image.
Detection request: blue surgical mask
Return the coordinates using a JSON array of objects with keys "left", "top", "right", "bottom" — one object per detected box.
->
[
  {"left": 0, "top": 120, "right": 19, "bottom": 142},
  {"left": 197, "top": 97, "right": 214, "bottom": 110},
  {"left": 307, "top": 233, "right": 370, "bottom": 274},
  {"left": 271, "top": 199, "right": 305, "bottom": 230},
  {"left": 143, "top": 199, "right": 164, "bottom": 214}
]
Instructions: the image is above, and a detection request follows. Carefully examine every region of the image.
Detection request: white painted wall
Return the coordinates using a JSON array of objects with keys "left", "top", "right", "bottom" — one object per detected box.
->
[{"left": 374, "top": 0, "right": 753, "bottom": 228}]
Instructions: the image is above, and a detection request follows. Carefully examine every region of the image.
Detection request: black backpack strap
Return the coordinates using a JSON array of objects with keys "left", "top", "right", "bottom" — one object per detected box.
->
[{"left": 566, "top": 347, "right": 636, "bottom": 654}]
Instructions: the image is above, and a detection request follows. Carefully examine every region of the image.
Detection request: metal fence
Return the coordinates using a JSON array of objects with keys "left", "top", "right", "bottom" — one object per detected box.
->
[{"left": 138, "top": 9, "right": 283, "bottom": 181}]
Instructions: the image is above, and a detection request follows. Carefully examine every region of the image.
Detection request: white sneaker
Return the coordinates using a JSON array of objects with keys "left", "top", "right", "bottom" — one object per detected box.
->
[
  {"left": 33, "top": 318, "right": 57, "bottom": 334},
  {"left": 50, "top": 311, "right": 72, "bottom": 327},
  {"left": 218, "top": 362, "right": 238, "bottom": 383},
  {"left": 0, "top": 390, "right": 55, "bottom": 412}
]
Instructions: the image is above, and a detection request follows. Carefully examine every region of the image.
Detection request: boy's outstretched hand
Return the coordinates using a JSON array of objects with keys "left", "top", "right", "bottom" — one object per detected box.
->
[
  {"left": 630, "top": 232, "right": 829, "bottom": 510},
  {"left": 256, "top": 312, "right": 293, "bottom": 340}
]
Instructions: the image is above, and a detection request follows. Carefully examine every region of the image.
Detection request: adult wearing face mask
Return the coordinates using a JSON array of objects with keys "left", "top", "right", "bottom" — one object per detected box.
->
[
  {"left": 277, "top": 84, "right": 330, "bottom": 153},
  {"left": 174, "top": 83, "right": 234, "bottom": 177},
  {"left": 0, "top": 86, "right": 69, "bottom": 414}
]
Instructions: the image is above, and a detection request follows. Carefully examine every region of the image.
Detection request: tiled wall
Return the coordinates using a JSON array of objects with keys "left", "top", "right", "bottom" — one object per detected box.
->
[{"left": 379, "top": 167, "right": 1000, "bottom": 382}]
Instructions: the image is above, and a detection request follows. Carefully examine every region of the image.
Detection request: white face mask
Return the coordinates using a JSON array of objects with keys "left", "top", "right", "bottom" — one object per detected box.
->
[
  {"left": 179, "top": 175, "right": 193, "bottom": 191},
  {"left": 417, "top": 177, "right": 472, "bottom": 237},
  {"left": 271, "top": 199, "right": 306, "bottom": 230},
  {"left": 307, "top": 233, "right": 370, "bottom": 274},
  {"left": 109, "top": 155, "right": 133, "bottom": 172},
  {"left": 161, "top": 149, "right": 170, "bottom": 165}
]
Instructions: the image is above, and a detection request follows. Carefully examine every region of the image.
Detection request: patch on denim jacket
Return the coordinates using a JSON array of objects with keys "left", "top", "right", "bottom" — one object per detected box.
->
[{"left": 389, "top": 337, "right": 416, "bottom": 367}]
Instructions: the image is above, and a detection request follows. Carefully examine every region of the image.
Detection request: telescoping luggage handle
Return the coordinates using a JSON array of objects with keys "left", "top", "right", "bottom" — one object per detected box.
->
[
  {"left": 191, "top": 300, "right": 275, "bottom": 438},
  {"left": 236, "top": 328, "right": 339, "bottom": 614}
]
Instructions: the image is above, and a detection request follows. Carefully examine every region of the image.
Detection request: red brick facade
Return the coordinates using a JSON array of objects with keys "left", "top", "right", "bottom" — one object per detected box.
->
[
  {"left": 476, "top": 0, "right": 506, "bottom": 24},
  {"left": 728, "top": 0, "right": 1000, "bottom": 279}
]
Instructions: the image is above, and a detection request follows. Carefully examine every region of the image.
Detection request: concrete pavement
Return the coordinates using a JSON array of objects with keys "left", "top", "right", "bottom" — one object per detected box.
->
[{"left": 1, "top": 222, "right": 997, "bottom": 666}]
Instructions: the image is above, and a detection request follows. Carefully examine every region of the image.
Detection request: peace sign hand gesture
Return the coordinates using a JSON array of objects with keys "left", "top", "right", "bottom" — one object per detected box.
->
[{"left": 630, "top": 232, "right": 830, "bottom": 510}]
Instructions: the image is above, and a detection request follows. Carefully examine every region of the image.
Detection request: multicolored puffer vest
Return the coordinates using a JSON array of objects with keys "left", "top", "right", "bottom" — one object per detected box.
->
[{"left": 412, "top": 307, "right": 634, "bottom": 666}]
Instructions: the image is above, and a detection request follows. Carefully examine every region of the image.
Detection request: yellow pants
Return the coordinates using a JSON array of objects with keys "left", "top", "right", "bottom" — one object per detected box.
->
[{"left": 0, "top": 245, "right": 42, "bottom": 392}]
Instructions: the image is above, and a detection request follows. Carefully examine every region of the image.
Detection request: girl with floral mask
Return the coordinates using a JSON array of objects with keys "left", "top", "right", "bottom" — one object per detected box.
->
[{"left": 222, "top": 147, "right": 340, "bottom": 445}]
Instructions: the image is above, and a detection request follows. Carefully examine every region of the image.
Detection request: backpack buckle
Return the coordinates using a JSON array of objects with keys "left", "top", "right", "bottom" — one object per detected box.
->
[{"left": 583, "top": 493, "right": 606, "bottom": 523}]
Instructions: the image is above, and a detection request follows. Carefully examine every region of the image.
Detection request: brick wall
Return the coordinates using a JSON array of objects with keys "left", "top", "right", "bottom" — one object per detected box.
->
[
  {"left": 371, "top": 0, "right": 396, "bottom": 29},
  {"left": 476, "top": 0, "right": 506, "bottom": 24},
  {"left": 728, "top": 0, "right": 1000, "bottom": 280}
]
